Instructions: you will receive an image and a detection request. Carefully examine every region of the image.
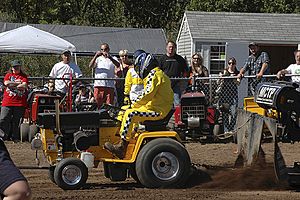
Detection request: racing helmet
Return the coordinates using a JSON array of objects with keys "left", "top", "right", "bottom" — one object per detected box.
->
[
  {"left": 134, "top": 52, "right": 158, "bottom": 79},
  {"left": 133, "top": 49, "right": 146, "bottom": 59}
]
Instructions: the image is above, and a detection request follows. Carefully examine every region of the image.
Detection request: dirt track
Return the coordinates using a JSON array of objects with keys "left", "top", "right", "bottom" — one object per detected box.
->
[{"left": 6, "top": 141, "right": 300, "bottom": 200}]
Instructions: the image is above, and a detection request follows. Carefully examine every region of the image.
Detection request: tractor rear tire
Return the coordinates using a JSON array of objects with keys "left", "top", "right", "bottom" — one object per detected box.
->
[
  {"left": 129, "top": 164, "right": 140, "bottom": 184},
  {"left": 20, "top": 123, "right": 29, "bottom": 142},
  {"left": 136, "top": 138, "right": 191, "bottom": 188},
  {"left": 54, "top": 158, "right": 88, "bottom": 190}
]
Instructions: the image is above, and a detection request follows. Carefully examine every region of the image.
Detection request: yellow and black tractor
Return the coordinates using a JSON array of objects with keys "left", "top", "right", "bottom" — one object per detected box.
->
[{"left": 31, "top": 103, "right": 191, "bottom": 190}]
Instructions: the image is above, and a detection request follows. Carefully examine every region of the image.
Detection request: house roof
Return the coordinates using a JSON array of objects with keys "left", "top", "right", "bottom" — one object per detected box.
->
[
  {"left": 185, "top": 11, "right": 300, "bottom": 43},
  {"left": 0, "top": 22, "right": 166, "bottom": 55}
]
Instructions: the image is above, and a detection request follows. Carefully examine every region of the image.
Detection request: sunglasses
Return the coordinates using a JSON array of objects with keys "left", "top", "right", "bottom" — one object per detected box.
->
[
  {"left": 193, "top": 57, "right": 200, "bottom": 60},
  {"left": 228, "top": 62, "right": 235, "bottom": 65},
  {"left": 120, "top": 55, "right": 128, "bottom": 57}
]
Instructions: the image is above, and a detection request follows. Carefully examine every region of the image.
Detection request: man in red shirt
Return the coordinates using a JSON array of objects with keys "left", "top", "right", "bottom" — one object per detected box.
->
[{"left": 0, "top": 60, "right": 28, "bottom": 141}]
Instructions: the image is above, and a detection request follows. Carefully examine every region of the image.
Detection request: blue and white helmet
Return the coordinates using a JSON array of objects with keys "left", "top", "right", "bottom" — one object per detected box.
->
[
  {"left": 133, "top": 49, "right": 146, "bottom": 59},
  {"left": 134, "top": 53, "right": 158, "bottom": 79}
]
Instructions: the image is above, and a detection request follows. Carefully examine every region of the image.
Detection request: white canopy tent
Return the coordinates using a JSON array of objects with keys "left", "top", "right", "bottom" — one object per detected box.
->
[{"left": 0, "top": 25, "right": 76, "bottom": 54}]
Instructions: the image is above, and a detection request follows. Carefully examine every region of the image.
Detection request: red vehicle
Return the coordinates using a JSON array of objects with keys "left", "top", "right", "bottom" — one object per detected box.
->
[
  {"left": 173, "top": 88, "right": 227, "bottom": 142},
  {"left": 20, "top": 87, "right": 62, "bottom": 141},
  {"left": 20, "top": 73, "right": 73, "bottom": 141}
]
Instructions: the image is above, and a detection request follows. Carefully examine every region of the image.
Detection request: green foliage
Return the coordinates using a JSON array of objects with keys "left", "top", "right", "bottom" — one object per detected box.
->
[{"left": 186, "top": 0, "right": 300, "bottom": 13}]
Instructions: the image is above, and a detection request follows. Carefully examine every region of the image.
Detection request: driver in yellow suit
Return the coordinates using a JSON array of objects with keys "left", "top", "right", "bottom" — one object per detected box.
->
[{"left": 104, "top": 52, "right": 174, "bottom": 159}]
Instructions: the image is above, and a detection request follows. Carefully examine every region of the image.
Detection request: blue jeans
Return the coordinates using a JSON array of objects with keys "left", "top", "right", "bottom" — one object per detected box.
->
[
  {"left": 0, "top": 106, "right": 25, "bottom": 141},
  {"left": 173, "top": 85, "right": 181, "bottom": 106}
]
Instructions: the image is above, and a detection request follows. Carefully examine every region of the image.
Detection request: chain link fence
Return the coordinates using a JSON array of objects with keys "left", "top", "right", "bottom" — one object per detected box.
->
[
  {"left": 0, "top": 75, "right": 289, "bottom": 132},
  {"left": 180, "top": 75, "right": 279, "bottom": 132}
]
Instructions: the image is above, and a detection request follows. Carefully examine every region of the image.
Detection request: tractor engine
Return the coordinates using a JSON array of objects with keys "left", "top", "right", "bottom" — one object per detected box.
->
[
  {"left": 174, "top": 91, "right": 223, "bottom": 141},
  {"left": 255, "top": 81, "right": 300, "bottom": 141},
  {"left": 175, "top": 91, "right": 207, "bottom": 129}
]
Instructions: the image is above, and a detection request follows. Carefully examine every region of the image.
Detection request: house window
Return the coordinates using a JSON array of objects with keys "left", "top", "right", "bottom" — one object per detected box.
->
[{"left": 210, "top": 45, "right": 226, "bottom": 74}]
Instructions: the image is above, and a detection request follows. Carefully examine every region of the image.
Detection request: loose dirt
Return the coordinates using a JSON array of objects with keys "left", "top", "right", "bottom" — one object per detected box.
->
[{"left": 5, "top": 141, "right": 300, "bottom": 200}]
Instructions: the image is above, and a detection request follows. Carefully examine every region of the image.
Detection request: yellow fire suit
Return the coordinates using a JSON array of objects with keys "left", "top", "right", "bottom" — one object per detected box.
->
[
  {"left": 124, "top": 67, "right": 144, "bottom": 102},
  {"left": 119, "top": 67, "right": 174, "bottom": 140}
]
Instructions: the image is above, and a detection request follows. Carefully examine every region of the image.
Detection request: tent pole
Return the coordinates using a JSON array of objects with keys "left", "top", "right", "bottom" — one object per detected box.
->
[{"left": 74, "top": 53, "right": 78, "bottom": 65}]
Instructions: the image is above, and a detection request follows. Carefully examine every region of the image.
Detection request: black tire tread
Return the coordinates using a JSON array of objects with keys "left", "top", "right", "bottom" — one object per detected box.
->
[
  {"left": 54, "top": 157, "right": 88, "bottom": 190},
  {"left": 136, "top": 138, "right": 191, "bottom": 188}
]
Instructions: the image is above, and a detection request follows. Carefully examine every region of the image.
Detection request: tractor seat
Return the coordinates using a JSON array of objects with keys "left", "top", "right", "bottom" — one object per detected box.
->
[{"left": 143, "top": 108, "right": 175, "bottom": 131}]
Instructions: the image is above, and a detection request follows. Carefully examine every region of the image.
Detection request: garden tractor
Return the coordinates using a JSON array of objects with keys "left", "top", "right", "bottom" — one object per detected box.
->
[
  {"left": 20, "top": 73, "right": 79, "bottom": 142},
  {"left": 31, "top": 103, "right": 191, "bottom": 190},
  {"left": 236, "top": 81, "right": 300, "bottom": 187},
  {"left": 173, "top": 86, "right": 228, "bottom": 143}
]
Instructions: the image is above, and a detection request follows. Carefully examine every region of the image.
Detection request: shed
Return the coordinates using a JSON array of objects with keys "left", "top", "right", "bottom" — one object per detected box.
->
[{"left": 177, "top": 11, "right": 300, "bottom": 74}]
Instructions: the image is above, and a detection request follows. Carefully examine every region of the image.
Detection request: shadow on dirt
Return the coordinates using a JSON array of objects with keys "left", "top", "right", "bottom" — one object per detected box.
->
[
  {"left": 83, "top": 182, "right": 143, "bottom": 190},
  {"left": 184, "top": 167, "right": 213, "bottom": 188}
]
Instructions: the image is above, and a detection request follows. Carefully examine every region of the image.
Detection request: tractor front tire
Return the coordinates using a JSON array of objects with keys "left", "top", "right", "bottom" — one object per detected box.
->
[
  {"left": 54, "top": 158, "right": 88, "bottom": 190},
  {"left": 136, "top": 138, "right": 191, "bottom": 188}
]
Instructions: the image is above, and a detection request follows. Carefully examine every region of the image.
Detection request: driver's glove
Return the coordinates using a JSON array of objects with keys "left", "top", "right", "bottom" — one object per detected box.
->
[{"left": 123, "top": 95, "right": 131, "bottom": 106}]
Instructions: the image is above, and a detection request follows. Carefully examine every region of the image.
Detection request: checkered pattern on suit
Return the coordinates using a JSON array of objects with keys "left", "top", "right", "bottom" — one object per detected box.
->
[
  {"left": 120, "top": 107, "right": 162, "bottom": 140},
  {"left": 134, "top": 69, "right": 155, "bottom": 103}
]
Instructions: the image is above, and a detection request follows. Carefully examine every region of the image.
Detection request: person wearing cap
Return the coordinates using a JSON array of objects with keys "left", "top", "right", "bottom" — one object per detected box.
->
[
  {"left": 74, "top": 84, "right": 95, "bottom": 111},
  {"left": 89, "top": 43, "right": 120, "bottom": 108},
  {"left": 49, "top": 50, "right": 82, "bottom": 94},
  {"left": 0, "top": 61, "right": 31, "bottom": 200},
  {"left": 0, "top": 60, "right": 28, "bottom": 142},
  {"left": 237, "top": 42, "right": 270, "bottom": 95}
]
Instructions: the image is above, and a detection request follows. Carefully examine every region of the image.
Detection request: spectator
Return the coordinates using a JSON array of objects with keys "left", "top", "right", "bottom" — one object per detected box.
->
[
  {"left": 74, "top": 84, "right": 95, "bottom": 111},
  {"left": 0, "top": 129, "right": 31, "bottom": 200},
  {"left": 116, "top": 49, "right": 131, "bottom": 106},
  {"left": 49, "top": 50, "right": 82, "bottom": 94},
  {"left": 159, "top": 40, "right": 188, "bottom": 106},
  {"left": 277, "top": 49, "right": 300, "bottom": 87},
  {"left": 123, "top": 49, "right": 145, "bottom": 105},
  {"left": 0, "top": 60, "right": 28, "bottom": 142},
  {"left": 47, "top": 80, "right": 55, "bottom": 95},
  {"left": 89, "top": 43, "right": 120, "bottom": 108},
  {"left": 75, "top": 84, "right": 90, "bottom": 104},
  {"left": 217, "top": 57, "right": 239, "bottom": 132},
  {"left": 188, "top": 53, "right": 209, "bottom": 86},
  {"left": 237, "top": 42, "right": 270, "bottom": 95}
]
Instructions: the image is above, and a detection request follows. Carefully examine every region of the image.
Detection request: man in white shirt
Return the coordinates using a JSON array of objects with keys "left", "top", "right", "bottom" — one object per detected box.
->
[
  {"left": 49, "top": 50, "right": 82, "bottom": 94},
  {"left": 89, "top": 43, "right": 120, "bottom": 108},
  {"left": 277, "top": 50, "right": 300, "bottom": 84}
]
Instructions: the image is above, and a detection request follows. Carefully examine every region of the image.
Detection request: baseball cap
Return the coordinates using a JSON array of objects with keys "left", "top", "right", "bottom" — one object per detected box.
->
[
  {"left": 62, "top": 50, "right": 71, "bottom": 55},
  {"left": 10, "top": 60, "right": 21, "bottom": 67},
  {"left": 248, "top": 42, "right": 258, "bottom": 48}
]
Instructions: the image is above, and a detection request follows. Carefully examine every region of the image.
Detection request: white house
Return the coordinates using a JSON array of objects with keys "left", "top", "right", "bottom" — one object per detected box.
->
[{"left": 177, "top": 11, "right": 300, "bottom": 74}]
